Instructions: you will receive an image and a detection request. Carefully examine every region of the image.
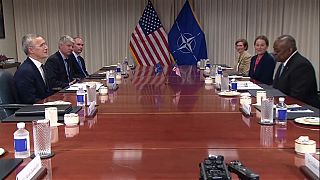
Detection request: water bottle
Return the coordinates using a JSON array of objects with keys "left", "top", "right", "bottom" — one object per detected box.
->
[
  {"left": 14, "top": 122, "right": 30, "bottom": 158},
  {"left": 76, "top": 87, "right": 86, "bottom": 106},
  {"left": 230, "top": 78, "right": 237, "bottom": 91},
  {"left": 122, "top": 58, "right": 128, "bottom": 75},
  {"left": 116, "top": 63, "right": 122, "bottom": 75},
  {"left": 107, "top": 70, "right": 116, "bottom": 89},
  {"left": 124, "top": 57, "right": 130, "bottom": 71},
  {"left": 276, "top": 97, "right": 287, "bottom": 125},
  {"left": 215, "top": 66, "right": 222, "bottom": 87},
  {"left": 204, "top": 61, "right": 211, "bottom": 75}
]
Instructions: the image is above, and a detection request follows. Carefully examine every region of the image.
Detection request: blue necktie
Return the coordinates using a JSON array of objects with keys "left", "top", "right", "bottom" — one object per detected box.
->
[
  {"left": 279, "top": 64, "right": 285, "bottom": 77},
  {"left": 77, "top": 56, "right": 87, "bottom": 77}
]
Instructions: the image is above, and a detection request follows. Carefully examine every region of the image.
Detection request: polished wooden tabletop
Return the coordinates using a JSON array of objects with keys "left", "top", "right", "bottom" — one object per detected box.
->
[{"left": 1, "top": 65, "right": 319, "bottom": 179}]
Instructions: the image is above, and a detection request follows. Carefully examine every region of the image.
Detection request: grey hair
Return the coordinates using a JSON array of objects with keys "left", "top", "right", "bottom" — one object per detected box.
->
[
  {"left": 58, "top": 35, "right": 74, "bottom": 45},
  {"left": 22, "top": 34, "right": 41, "bottom": 55}
]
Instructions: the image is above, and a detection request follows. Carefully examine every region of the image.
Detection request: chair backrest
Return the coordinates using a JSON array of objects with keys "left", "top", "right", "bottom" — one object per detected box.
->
[{"left": 0, "top": 70, "right": 19, "bottom": 119}]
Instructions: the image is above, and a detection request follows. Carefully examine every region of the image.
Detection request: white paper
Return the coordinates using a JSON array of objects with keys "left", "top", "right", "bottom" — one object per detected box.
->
[
  {"left": 66, "top": 82, "right": 103, "bottom": 91},
  {"left": 236, "top": 81, "right": 263, "bottom": 90}
]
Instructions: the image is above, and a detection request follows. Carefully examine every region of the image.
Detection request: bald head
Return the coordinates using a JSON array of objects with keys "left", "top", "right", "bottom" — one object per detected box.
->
[{"left": 273, "top": 35, "right": 297, "bottom": 62}]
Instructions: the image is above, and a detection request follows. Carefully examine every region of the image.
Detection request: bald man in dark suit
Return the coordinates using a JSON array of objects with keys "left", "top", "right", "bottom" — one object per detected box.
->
[{"left": 273, "top": 35, "right": 319, "bottom": 108}]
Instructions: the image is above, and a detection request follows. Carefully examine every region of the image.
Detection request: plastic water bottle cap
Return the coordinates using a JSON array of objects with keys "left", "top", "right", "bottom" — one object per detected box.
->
[
  {"left": 17, "top": 122, "right": 25, "bottom": 129},
  {"left": 279, "top": 97, "right": 285, "bottom": 102}
]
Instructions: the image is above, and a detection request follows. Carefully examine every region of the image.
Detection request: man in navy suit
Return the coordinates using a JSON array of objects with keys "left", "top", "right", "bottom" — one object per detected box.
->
[
  {"left": 69, "top": 37, "right": 89, "bottom": 78},
  {"left": 14, "top": 34, "right": 53, "bottom": 104},
  {"left": 273, "top": 35, "right": 319, "bottom": 108},
  {"left": 45, "top": 35, "right": 77, "bottom": 90}
]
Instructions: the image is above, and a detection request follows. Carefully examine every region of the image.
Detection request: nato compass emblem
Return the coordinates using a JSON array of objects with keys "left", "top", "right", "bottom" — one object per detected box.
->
[
  {"left": 171, "top": 23, "right": 202, "bottom": 61},
  {"left": 176, "top": 33, "right": 196, "bottom": 54}
]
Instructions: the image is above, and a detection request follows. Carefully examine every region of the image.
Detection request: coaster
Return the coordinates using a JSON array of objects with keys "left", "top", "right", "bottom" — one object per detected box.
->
[
  {"left": 257, "top": 121, "right": 275, "bottom": 126},
  {"left": 30, "top": 152, "right": 55, "bottom": 159}
]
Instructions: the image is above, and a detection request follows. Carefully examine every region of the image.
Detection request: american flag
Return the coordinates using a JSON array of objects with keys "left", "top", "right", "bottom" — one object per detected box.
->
[{"left": 129, "top": 0, "right": 171, "bottom": 66}]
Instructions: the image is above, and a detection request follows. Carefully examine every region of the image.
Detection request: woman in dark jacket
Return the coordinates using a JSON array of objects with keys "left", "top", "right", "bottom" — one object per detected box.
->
[{"left": 249, "top": 35, "right": 275, "bottom": 85}]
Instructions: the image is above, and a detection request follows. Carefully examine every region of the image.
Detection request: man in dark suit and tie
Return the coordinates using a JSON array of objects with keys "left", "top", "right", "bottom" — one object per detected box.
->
[
  {"left": 69, "top": 37, "right": 89, "bottom": 78},
  {"left": 273, "top": 35, "right": 319, "bottom": 108},
  {"left": 14, "top": 34, "right": 53, "bottom": 104},
  {"left": 45, "top": 35, "right": 77, "bottom": 90}
]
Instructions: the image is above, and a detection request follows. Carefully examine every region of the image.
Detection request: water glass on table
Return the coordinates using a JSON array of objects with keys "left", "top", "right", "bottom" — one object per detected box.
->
[
  {"left": 220, "top": 74, "right": 229, "bottom": 92},
  {"left": 32, "top": 119, "right": 52, "bottom": 158},
  {"left": 260, "top": 97, "right": 274, "bottom": 124}
]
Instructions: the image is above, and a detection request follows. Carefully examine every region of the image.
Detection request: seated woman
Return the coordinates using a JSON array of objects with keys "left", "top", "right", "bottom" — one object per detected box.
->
[
  {"left": 248, "top": 35, "right": 275, "bottom": 85},
  {"left": 234, "top": 39, "right": 251, "bottom": 76}
]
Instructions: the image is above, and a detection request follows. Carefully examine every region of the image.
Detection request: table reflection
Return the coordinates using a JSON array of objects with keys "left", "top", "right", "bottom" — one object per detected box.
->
[
  {"left": 275, "top": 124, "right": 287, "bottom": 148},
  {"left": 65, "top": 125, "right": 80, "bottom": 138},
  {"left": 41, "top": 158, "right": 52, "bottom": 180},
  {"left": 50, "top": 126, "right": 59, "bottom": 144},
  {"left": 260, "top": 125, "right": 274, "bottom": 147}
]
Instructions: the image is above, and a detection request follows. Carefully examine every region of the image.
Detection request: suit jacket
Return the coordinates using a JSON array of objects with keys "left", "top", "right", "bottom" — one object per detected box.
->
[
  {"left": 69, "top": 53, "right": 89, "bottom": 78},
  {"left": 235, "top": 51, "right": 251, "bottom": 76},
  {"left": 45, "top": 51, "right": 75, "bottom": 89},
  {"left": 273, "top": 52, "right": 319, "bottom": 108},
  {"left": 13, "top": 58, "right": 53, "bottom": 104},
  {"left": 248, "top": 52, "right": 275, "bottom": 85}
]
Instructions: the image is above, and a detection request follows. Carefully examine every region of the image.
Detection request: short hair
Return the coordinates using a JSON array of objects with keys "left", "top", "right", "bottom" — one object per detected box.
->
[
  {"left": 254, "top": 35, "right": 269, "bottom": 47},
  {"left": 235, "top": 39, "right": 249, "bottom": 51},
  {"left": 277, "top": 35, "right": 297, "bottom": 50},
  {"left": 73, "top": 36, "right": 83, "bottom": 41},
  {"left": 22, "top": 34, "right": 41, "bottom": 55},
  {"left": 58, "top": 35, "right": 74, "bottom": 45}
]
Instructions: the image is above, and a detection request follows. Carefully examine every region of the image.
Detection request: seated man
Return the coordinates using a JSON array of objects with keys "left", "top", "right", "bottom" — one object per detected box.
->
[
  {"left": 273, "top": 35, "right": 319, "bottom": 108},
  {"left": 45, "top": 35, "right": 77, "bottom": 90},
  {"left": 14, "top": 34, "right": 53, "bottom": 104},
  {"left": 69, "top": 37, "right": 89, "bottom": 78}
]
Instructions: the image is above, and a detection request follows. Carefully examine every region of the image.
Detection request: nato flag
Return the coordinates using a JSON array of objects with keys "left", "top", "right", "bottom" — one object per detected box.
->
[{"left": 168, "top": 0, "right": 208, "bottom": 65}]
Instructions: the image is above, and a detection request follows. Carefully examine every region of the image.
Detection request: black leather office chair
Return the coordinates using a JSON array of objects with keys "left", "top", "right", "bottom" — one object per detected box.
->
[{"left": 0, "top": 70, "right": 27, "bottom": 120}]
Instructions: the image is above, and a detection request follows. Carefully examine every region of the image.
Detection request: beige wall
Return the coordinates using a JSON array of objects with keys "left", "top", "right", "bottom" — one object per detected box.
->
[{"left": 0, "top": 0, "right": 17, "bottom": 60}]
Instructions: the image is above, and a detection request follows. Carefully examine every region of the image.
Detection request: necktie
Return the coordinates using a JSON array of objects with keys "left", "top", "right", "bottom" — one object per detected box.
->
[
  {"left": 64, "top": 59, "right": 71, "bottom": 81},
  {"left": 77, "top": 56, "right": 87, "bottom": 77},
  {"left": 279, "top": 63, "right": 285, "bottom": 77},
  {"left": 40, "top": 64, "right": 47, "bottom": 85}
]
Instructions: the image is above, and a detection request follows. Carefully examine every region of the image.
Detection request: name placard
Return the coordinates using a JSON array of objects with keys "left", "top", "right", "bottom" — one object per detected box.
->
[
  {"left": 16, "top": 155, "right": 41, "bottom": 180},
  {"left": 305, "top": 153, "right": 319, "bottom": 178}
]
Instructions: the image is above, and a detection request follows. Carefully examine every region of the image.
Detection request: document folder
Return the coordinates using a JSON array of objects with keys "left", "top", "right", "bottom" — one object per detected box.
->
[
  {"left": 0, "top": 158, "right": 23, "bottom": 179},
  {"left": 14, "top": 105, "right": 72, "bottom": 116}
]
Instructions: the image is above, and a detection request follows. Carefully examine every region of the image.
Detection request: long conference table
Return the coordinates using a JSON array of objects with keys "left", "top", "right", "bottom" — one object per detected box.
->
[{"left": 1, "top": 65, "right": 319, "bottom": 179}]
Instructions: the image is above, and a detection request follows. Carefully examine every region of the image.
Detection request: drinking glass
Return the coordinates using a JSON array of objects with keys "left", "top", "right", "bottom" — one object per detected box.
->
[
  {"left": 86, "top": 84, "right": 97, "bottom": 106},
  {"left": 32, "top": 119, "right": 51, "bottom": 158},
  {"left": 220, "top": 74, "right": 229, "bottom": 92},
  {"left": 260, "top": 97, "right": 274, "bottom": 124}
]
